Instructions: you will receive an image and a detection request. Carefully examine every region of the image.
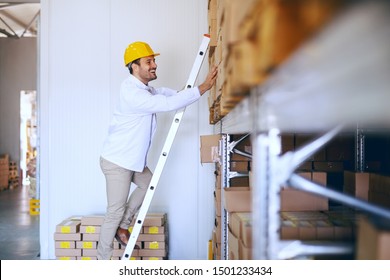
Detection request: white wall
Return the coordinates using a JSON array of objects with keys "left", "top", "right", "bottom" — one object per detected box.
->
[
  {"left": 40, "top": 0, "right": 215, "bottom": 259},
  {"left": 0, "top": 38, "right": 37, "bottom": 164}
]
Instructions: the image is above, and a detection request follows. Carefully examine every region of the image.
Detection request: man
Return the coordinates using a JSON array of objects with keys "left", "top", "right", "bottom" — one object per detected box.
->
[{"left": 97, "top": 41, "right": 217, "bottom": 260}]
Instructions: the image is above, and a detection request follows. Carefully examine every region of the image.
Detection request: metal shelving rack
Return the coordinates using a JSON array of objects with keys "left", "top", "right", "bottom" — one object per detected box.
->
[{"left": 215, "top": 0, "right": 390, "bottom": 259}]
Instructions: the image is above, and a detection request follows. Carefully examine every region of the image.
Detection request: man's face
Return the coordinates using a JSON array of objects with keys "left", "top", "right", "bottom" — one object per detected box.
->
[{"left": 133, "top": 55, "right": 157, "bottom": 85}]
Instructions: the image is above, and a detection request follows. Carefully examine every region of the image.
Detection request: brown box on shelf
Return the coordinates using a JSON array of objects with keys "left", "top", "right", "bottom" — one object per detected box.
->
[
  {"left": 215, "top": 196, "right": 221, "bottom": 217},
  {"left": 297, "top": 220, "right": 316, "bottom": 240},
  {"left": 281, "top": 172, "right": 328, "bottom": 211},
  {"left": 326, "top": 136, "right": 354, "bottom": 161},
  {"left": 228, "top": 229, "right": 240, "bottom": 260},
  {"left": 230, "top": 176, "right": 250, "bottom": 187},
  {"left": 223, "top": 187, "right": 251, "bottom": 212},
  {"left": 229, "top": 212, "right": 252, "bottom": 247},
  {"left": 200, "top": 135, "right": 221, "bottom": 163},
  {"left": 239, "top": 239, "right": 252, "bottom": 260},
  {"left": 281, "top": 189, "right": 328, "bottom": 211},
  {"left": 312, "top": 220, "right": 334, "bottom": 240},
  {"left": 313, "top": 161, "right": 344, "bottom": 172},
  {"left": 281, "top": 134, "right": 295, "bottom": 154},
  {"left": 230, "top": 161, "right": 250, "bottom": 172},
  {"left": 297, "top": 161, "right": 313, "bottom": 171},
  {"left": 280, "top": 220, "right": 299, "bottom": 240},
  {"left": 215, "top": 225, "right": 221, "bottom": 244},
  {"left": 295, "top": 134, "right": 326, "bottom": 161},
  {"left": 344, "top": 171, "right": 370, "bottom": 201},
  {"left": 357, "top": 215, "right": 390, "bottom": 260}
]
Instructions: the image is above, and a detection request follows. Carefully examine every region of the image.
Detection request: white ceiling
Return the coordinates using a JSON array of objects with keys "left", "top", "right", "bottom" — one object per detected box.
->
[{"left": 0, "top": 2, "right": 40, "bottom": 38}]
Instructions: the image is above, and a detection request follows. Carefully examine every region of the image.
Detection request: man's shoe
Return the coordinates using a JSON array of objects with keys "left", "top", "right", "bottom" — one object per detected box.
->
[{"left": 115, "top": 227, "right": 130, "bottom": 246}]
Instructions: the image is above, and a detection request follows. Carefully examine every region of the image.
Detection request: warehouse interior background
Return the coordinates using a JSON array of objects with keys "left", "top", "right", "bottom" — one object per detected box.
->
[
  {"left": 1, "top": 0, "right": 390, "bottom": 261},
  {"left": 1, "top": 0, "right": 215, "bottom": 260}
]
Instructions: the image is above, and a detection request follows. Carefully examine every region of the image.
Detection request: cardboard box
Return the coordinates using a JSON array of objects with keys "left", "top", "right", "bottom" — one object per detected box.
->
[
  {"left": 312, "top": 220, "right": 334, "bottom": 240},
  {"left": 77, "top": 256, "right": 97, "bottom": 260},
  {"left": 80, "top": 225, "right": 101, "bottom": 234},
  {"left": 313, "top": 161, "right": 344, "bottom": 172},
  {"left": 228, "top": 229, "right": 240, "bottom": 260},
  {"left": 53, "top": 233, "right": 81, "bottom": 241},
  {"left": 132, "top": 213, "right": 166, "bottom": 226},
  {"left": 56, "top": 219, "right": 81, "bottom": 233},
  {"left": 81, "top": 215, "right": 104, "bottom": 225},
  {"left": 200, "top": 135, "right": 221, "bottom": 163},
  {"left": 55, "top": 248, "right": 82, "bottom": 257},
  {"left": 81, "top": 233, "right": 100, "bottom": 241},
  {"left": 281, "top": 172, "right": 328, "bottom": 211},
  {"left": 223, "top": 187, "right": 251, "bottom": 212},
  {"left": 138, "top": 249, "right": 166, "bottom": 257},
  {"left": 138, "top": 234, "right": 166, "bottom": 242},
  {"left": 55, "top": 241, "right": 76, "bottom": 249},
  {"left": 144, "top": 241, "right": 166, "bottom": 250},
  {"left": 229, "top": 212, "right": 252, "bottom": 247},
  {"left": 297, "top": 220, "right": 316, "bottom": 240},
  {"left": 143, "top": 226, "right": 164, "bottom": 234},
  {"left": 281, "top": 189, "right": 328, "bottom": 211},
  {"left": 357, "top": 216, "right": 390, "bottom": 260},
  {"left": 295, "top": 134, "right": 326, "bottom": 161},
  {"left": 76, "top": 241, "right": 97, "bottom": 249},
  {"left": 280, "top": 220, "right": 299, "bottom": 240},
  {"left": 230, "top": 176, "right": 250, "bottom": 187},
  {"left": 57, "top": 257, "right": 77, "bottom": 260},
  {"left": 230, "top": 161, "right": 250, "bottom": 172},
  {"left": 239, "top": 239, "right": 252, "bottom": 260},
  {"left": 344, "top": 171, "right": 370, "bottom": 201}
]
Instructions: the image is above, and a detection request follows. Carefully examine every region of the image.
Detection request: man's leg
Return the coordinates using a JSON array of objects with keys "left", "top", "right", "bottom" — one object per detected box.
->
[
  {"left": 120, "top": 166, "right": 152, "bottom": 229},
  {"left": 97, "top": 157, "right": 133, "bottom": 260}
]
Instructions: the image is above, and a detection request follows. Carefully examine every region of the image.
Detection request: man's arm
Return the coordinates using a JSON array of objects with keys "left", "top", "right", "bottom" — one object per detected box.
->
[{"left": 198, "top": 65, "right": 218, "bottom": 96}]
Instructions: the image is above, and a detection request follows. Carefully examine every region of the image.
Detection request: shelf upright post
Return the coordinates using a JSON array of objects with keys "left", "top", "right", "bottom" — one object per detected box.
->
[
  {"left": 355, "top": 125, "right": 365, "bottom": 172},
  {"left": 252, "top": 128, "right": 282, "bottom": 259},
  {"left": 220, "top": 134, "right": 230, "bottom": 260}
]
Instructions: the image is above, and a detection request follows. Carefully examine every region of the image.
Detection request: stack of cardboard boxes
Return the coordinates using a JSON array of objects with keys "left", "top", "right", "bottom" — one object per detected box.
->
[
  {"left": 54, "top": 213, "right": 168, "bottom": 260},
  {"left": 0, "top": 154, "right": 9, "bottom": 191},
  {"left": 0, "top": 154, "right": 19, "bottom": 191},
  {"left": 200, "top": 132, "right": 390, "bottom": 259},
  {"left": 207, "top": 0, "right": 343, "bottom": 124}
]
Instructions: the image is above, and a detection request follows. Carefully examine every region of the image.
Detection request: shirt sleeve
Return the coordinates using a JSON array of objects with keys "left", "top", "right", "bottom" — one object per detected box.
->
[
  {"left": 120, "top": 86, "right": 201, "bottom": 115},
  {"left": 154, "top": 87, "right": 178, "bottom": 97}
]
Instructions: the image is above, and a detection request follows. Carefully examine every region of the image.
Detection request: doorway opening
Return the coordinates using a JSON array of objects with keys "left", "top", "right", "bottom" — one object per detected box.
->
[{"left": 20, "top": 90, "right": 38, "bottom": 199}]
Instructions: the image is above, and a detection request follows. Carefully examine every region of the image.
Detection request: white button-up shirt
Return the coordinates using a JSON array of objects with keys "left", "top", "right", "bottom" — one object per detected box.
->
[{"left": 101, "top": 74, "right": 201, "bottom": 172}]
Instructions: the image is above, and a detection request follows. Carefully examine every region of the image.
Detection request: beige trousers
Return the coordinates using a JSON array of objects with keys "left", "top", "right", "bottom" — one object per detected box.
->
[{"left": 97, "top": 157, "right": 152, "bottom": 260}]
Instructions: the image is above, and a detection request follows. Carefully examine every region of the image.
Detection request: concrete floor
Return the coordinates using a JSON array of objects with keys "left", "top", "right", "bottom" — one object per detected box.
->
[{"left": 0, "top": 185, "right": 40, "bottom": 260}]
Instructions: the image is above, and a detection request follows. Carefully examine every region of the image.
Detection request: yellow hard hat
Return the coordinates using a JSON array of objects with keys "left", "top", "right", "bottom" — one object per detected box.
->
[{"left": 124, "top": 41, "right": 160, "bottom": 66}]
